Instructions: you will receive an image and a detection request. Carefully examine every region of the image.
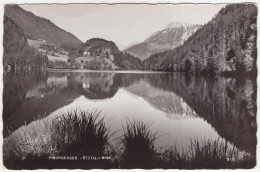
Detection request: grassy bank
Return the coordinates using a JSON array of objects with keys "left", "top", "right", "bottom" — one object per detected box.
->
[{"left": 3, "top": 110, "right": 256, "bottom": 169}]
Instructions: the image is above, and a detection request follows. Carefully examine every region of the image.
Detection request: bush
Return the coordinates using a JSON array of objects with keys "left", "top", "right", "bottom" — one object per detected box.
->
[
  {"left": 51, "top": 109, "right": 112, "bottom": 156},
  {"left": 119, "top": 120, "right": 157, "bottom": 169}
]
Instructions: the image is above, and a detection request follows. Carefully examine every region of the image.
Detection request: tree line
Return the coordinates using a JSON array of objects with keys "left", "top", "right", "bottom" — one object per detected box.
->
[{"left": 143, "top": 4, "right": 257, "bottom": 76}]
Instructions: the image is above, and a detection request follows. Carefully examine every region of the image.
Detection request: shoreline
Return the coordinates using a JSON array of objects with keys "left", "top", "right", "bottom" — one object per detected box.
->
[
  {"left": 47, "top": 68, "right": 180, "bottom": 74},
  {"left": 5, "top": 69, "right": 257, "bottom": 78}
]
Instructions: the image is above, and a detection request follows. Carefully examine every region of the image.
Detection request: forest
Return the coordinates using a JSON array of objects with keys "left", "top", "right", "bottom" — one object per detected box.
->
[
  {"left": 3, "top": 16, "right": 49, "bottom": 70},
  {"left": 68, "top": 38, "right": 143, "bottom": 70},
  {"left": 143, "top": 4, "right": 257, "bottom": 76}
]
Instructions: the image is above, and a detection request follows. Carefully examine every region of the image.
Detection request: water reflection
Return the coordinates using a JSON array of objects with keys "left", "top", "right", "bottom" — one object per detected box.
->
[{"left": 3, "top": 70, "right": 257, "bottom": 155}]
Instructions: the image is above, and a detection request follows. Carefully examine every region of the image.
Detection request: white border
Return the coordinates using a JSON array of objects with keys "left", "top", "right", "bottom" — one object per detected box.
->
[{"left": 0, "top": 0, "right": 259, "bottom": 172}]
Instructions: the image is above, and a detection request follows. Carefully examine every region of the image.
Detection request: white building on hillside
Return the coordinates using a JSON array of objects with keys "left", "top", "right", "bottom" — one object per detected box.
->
[{"left": 83, "top": 51, "right": 90, "bottom": 56}]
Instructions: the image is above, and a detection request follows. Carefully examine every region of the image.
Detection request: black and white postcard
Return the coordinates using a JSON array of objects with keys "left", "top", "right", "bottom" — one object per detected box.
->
[{"left": 1, "top": 0, "right": 259, "bottom": 170}]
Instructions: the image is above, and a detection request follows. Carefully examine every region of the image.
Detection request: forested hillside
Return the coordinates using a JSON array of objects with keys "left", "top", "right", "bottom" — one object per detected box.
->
[
  {"left": 143, "top": 4, "right": 257, "bottom": 75},
  {"left": 69, "top": 38, "right": 143, "bottom": 70},
  {"left": 5, "top": 5, "right": 82, "bottom": 47},
  {"left": 3, "top": 16, "right": 48, "bottom": 70}
]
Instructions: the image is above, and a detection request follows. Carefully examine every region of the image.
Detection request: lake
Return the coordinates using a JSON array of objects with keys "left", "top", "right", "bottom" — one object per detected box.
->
[{"left": 3, "top": 70, "right": 257, "bottom": 156}]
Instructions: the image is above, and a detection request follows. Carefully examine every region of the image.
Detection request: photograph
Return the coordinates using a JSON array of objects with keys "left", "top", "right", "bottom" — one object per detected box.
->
[{"left": 1, "top": 0, "right": 258, "bottom": 170}]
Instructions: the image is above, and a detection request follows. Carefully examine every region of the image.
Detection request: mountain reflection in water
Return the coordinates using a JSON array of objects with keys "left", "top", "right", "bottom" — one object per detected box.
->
[{"left": 3, "top": 70, "right": 257, "bottom": 155}]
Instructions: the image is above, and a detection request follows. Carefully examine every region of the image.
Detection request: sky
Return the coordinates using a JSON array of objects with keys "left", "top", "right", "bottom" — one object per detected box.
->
[{"left": 20, "top": 4, "right": 226, "bottom": 48}]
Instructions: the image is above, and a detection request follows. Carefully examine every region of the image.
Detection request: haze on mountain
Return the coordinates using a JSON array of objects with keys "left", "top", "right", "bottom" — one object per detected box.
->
[
  {"left": 124, "top": 22, "right": 200, "bottom": 60},
  {"left": 144, "top": 3, "right": 257, "bottom": 75}
]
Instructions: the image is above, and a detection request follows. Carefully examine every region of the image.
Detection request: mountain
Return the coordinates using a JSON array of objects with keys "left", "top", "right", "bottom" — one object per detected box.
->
[
  {"left": 126, "top": 80, "right": 197, "bottom": 120},
  {"left": 124, "top": 41, "right": 140, "bottom": 50},
  {"left": 124, "top": 22, "right": 200, "bottom": 60},
  {"left": 70, "top": 38, "right": 143, "bottom": 70},
  {"left": 3, "top": 15, "right": 48, "bottom": 70},
  {"left": 5, "top": 5, "right": 82, "bottom": 46},
  {"left": 143, "top": 4, "right": 257, "bottom": 75}
]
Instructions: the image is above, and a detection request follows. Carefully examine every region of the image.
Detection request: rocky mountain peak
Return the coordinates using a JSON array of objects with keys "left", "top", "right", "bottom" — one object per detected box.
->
[{"left": 166, "top": 22, "right": 196, "bottom": 29}]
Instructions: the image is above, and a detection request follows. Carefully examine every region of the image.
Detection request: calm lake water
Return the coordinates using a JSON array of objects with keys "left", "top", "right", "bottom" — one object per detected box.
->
[{"left": 3, "top": 70, "right": 257, "bottom": 155}]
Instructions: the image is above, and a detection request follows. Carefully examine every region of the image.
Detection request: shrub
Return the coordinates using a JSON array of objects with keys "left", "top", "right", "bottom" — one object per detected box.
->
[
  {"left": 51, "top": 109, "right": 112, "bottom": 156},
  {"left": 119, "top": 120, "right": 157, "bottom": 169}
]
